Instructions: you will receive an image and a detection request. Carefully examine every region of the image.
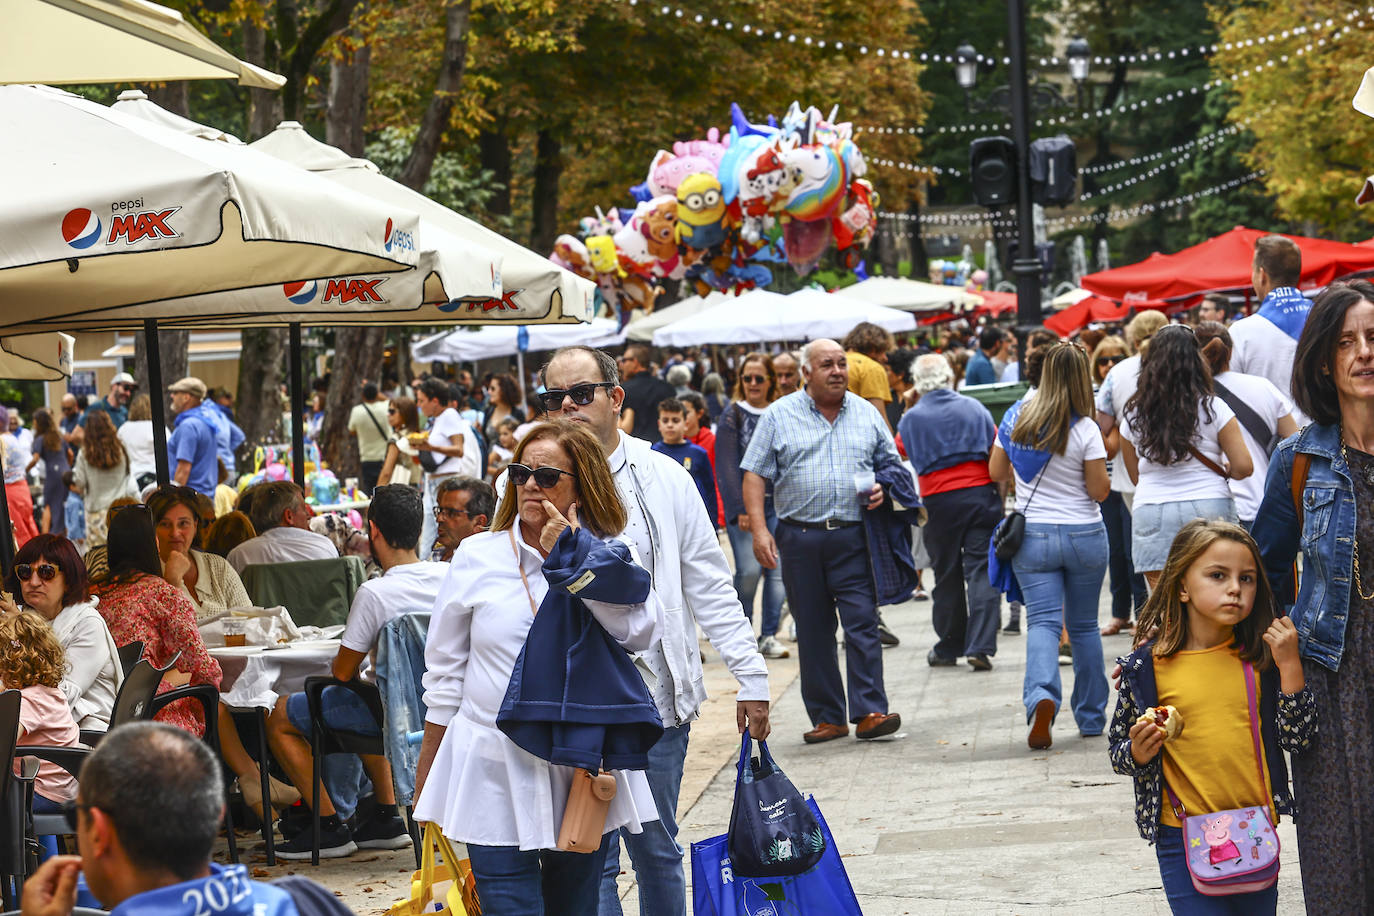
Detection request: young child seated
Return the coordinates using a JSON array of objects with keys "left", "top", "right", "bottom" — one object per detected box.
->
[
  {"left": 488, "top": 417, "right": 518, "bottom": 484},
  {"left": 651, "top": 398, "right": 716, "bottom": 521},
  {"left": 0, "top": 611, "right": 81, "bottom": 858}
]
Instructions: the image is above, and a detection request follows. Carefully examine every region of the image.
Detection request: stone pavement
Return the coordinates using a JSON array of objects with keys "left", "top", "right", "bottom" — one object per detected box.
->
[{"left": 230, "top": 591, "right": 1308, "bottom": 914}]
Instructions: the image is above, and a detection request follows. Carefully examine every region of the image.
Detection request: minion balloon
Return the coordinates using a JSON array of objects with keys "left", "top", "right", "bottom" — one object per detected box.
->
[{"left": 674, "top": 172, "right": 728, "bottom": 250}]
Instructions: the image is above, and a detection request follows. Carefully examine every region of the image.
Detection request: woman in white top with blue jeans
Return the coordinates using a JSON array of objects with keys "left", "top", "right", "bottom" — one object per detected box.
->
[{"left": 991, "top": 343, "right": 1111, "bottom": 751}]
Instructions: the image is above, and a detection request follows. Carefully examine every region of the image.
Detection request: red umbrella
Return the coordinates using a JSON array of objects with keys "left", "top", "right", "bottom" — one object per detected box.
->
[
  {"left": 1080, "top": 226, "right": 1374, "bottom": 303},
  {"left": 974, "top": 290, "right": 1019, "bottom": 317}
]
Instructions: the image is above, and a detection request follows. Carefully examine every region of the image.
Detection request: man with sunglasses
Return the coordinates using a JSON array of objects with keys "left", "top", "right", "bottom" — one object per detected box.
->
[
  {"left": 433, "top": 476, "right": 494, "bottom": 561},
  {"left": 538, "top": 346, "right": 769, "bottom": 916},
  {"left": 20, "top": 722, "right": 351, "bottom": 916}
]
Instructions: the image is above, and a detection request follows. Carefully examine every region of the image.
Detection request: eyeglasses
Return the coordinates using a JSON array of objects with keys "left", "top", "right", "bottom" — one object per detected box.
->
[
  {"left": 61, "top": 801, "right": 93, "bottom": 833},
  {"left": 433, "top": 506, "right": 479, "bottom": 521},
  {"left": 741, "top": 375, "right": 767, "bottom": 384},
  {"left": 387, "top": 408, "right": 398, "bottom": 415},
  {"left": 508, "top": 464, "right": 578, "bottom": 489},
  {"left": 1096, "top": 355, "right": 1125, "bottom": 367},
  {"left": 15, "top": 563, "right": 58, "bottom": 582},
  {"left": 537, "top": 383, "right": 615, "bottom": 412}
]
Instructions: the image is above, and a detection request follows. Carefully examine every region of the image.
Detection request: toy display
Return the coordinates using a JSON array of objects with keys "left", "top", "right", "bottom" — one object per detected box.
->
[{"left": 551, "top": 102, "right": 878, "bottom": 306}]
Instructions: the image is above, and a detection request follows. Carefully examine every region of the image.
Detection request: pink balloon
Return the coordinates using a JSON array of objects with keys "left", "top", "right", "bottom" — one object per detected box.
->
[
  {"left": 347, "top": 509, "right": 363, "bottom": 530},
  {"left": 265, "top": 463, "right": 287, "bottom": 481},
  {"left": 783, "top": 218, "right": 833, "bottom": 275}
]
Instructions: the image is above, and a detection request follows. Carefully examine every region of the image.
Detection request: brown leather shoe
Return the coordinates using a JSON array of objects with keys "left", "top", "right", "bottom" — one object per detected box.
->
[
  {"left": 803, "top": 722, "right": 849, "bottom": 744},
  {"left": 1028, "top": 698, "right": 1055, "bottom": 750},
  {"left": 855, "top": 712, "right": 901, "bottom": 740}
]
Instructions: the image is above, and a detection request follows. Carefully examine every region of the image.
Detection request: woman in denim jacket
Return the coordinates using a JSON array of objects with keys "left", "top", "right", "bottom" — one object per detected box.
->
[{"left": 1252, "top": 280, "right": 1374, "bottom": 911}]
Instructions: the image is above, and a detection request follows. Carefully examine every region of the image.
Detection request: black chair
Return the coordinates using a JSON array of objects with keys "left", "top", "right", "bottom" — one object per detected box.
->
[
  {"left": 146, "top": 684, "right": 242, "bottom": 864},
  {"left": 13, "top": 747, "right": 89, "bottom": 853},
  {"left": 222, "top": 705, "right": 277, "bottom": 865},
  {"left": 116, "top": 641, "right": 145, "bottom": 677},
  {"left": 78, "top": 655, "right": 179, "bottom": 748},
  {"left": 302, "top": 676, "right": 406, "bottom": 867},
  {"left": 0, "top": 691, "right": 28, "bottom": 909}
]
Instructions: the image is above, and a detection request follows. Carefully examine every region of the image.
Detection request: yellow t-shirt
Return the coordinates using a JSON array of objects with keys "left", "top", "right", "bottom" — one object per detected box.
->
[
  {"left": 846, "top": 351, "right": 891, "bottom": 402},
  {"left": 1154, "top": 641, "right": 1273, "bottom": 828}
]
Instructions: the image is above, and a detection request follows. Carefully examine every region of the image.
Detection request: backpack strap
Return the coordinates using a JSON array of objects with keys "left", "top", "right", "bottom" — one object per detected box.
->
[{"left": 1291, "top": 452, "right": 1310, "bottom": 525}]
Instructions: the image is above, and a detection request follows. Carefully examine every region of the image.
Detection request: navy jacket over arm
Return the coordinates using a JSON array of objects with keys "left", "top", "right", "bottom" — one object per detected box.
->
[
  {"left": 496, "top": 527, "right": 664, "bottom": 771},
  {"left": 863, "top": 456, "right": 922, "bottom": 606}
]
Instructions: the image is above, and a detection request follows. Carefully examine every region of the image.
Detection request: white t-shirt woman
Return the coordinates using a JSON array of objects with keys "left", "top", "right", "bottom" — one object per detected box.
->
[
  {"left": 994, "top": 416, "right": 1108, "bottom": 524},
  {"left": 1119, "top": 396, "right": 1239, "bottom": 505}
]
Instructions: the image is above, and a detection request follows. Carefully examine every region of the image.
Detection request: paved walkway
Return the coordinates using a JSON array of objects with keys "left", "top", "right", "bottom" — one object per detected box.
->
[{"left": 236, "top": 591, "right": 1308, "bottom": 914}]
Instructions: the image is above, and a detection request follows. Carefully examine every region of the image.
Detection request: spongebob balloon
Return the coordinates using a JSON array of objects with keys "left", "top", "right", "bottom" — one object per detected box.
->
[{"left": 674, "top": 172, "right": 727, "bottom": 251}]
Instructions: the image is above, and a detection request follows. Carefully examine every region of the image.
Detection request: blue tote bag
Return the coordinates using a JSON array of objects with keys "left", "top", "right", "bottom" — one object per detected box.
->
[{"left": 690, "top": 796, "right": 863, "bottom": 916}]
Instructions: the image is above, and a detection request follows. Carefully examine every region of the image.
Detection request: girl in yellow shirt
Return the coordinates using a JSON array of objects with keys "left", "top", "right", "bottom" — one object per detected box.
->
[{"left": 1109, "top": 519, "right": 1317, "bottom": 914}]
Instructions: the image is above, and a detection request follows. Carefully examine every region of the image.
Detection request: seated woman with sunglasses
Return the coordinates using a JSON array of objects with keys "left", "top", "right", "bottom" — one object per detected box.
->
[
  {"left": 414, "top": 420, "right": 663, "bottom": 914},
  {"left": 0, "top": 534, "right": 123, "bottom": 731},
  {"left": 91, "top": 506, "right": 222, "bottom": 738}
]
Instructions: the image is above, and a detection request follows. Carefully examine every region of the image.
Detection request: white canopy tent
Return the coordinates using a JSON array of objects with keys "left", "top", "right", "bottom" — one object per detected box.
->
[
  {"left": 0, "top": 0, "right": 285, "bottom": 88},
  {"left": 249, "top": 121, "right": 593, "bottom": 324},
  {"left": 844, "top": 276, "right": 982, "bottom": 312},
  {"left": 412, "top": 318, "right": 626, "bottom": 363},
  {"left": 0, "top": 85, "right": 428, "bottom": 332},
  {"left": 624, "top": 292, "right": 727, "bottom": 342},
  {"left": 653, "top": 287, "right": 916, "bottom": 347},
  {"left": 0, "top": 333, "right": 74, "bottom": 381}
]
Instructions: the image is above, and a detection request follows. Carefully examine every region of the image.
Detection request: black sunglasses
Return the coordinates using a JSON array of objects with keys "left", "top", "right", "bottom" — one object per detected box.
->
[
  {"left": 537, "top": 383, "right": 615, "bottom": 412},
  {"left": 508, "top": 464, "right": 578, "bottom": 489},
  {"left": 15, "top": 563, "right": 58, "bottom": 582},
  {"left": 1096, "top": 354, "right": 1126, "bottom": 366},
  {"left": 741, "top": 375, "right": 767, "bottom": 384}
]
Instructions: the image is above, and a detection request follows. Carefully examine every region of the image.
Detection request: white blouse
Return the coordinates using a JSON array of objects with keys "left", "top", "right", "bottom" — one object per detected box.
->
[{"left": 415, "top": 527, "right": 664, "bottom": 851}]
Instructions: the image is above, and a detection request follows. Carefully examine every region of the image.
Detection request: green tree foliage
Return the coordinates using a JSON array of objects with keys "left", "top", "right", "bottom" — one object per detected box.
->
[{"left": 365, "top": 126, "right": 510, "bottom": 229}]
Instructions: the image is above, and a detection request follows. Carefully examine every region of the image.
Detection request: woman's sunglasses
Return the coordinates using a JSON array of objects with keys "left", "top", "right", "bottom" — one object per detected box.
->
[
  {"left": 741, "top": 375, "right": 768, "bottom": 384},
  {"left": 1096, "top": 355, "right": 1125, "bottom": 367},
  {"left": 508, "top": 464, "right": 578, "bottom": 489},
  {"left": 15, "top": 564, "right": 58, "bottom": 582},
  {"left": 537, "top": 383, "right": 615, "bottom": 412}
]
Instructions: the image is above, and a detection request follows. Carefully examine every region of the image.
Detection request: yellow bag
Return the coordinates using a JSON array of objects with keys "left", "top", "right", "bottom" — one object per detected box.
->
[{"left": 388, "top": 822, "right": 481, "bottom": 916}]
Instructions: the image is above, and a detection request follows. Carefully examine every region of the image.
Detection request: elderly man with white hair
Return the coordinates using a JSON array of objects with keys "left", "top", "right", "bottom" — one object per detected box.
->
[{"left": 897, "top": 354, "right": 1003, "bottom": 671}]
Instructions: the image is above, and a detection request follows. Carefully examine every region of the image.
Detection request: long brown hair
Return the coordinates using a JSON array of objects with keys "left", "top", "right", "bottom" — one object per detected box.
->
[
  {"left": 389, "top": 397, "right": 420, "bottom": 434},
  {"left": 32, "top": 408, "right": 61, "bottom": 454},
  {"left": 0, "top": 611, "right": 67, "bottom": 689},
  {"left": 82, "top": 409, "right": 127, "bottom": 471},
  {"left": 1137, "top": 519, "right": 1274, "bottom": 668},
  {"left": 491, "top": 420, "right": 626, "bottom": 539},
  {"left": 1010, "top": 343, "right": 1094, "bottom": 455},
  {"left": 731, "top": 352, "right": 779, "bottom": 403}
]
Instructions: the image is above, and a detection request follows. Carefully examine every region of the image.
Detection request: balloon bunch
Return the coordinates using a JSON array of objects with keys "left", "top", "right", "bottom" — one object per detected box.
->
[{"left": 550, "top": 102, "right": 878, "bottom": 310}]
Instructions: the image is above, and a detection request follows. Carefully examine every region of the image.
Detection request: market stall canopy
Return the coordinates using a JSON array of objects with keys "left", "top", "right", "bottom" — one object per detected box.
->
[
  {"left": 110, "top": 99, "right": 506, "bottom": 325},
  {"left": 0, "top": 85, "right": 428, "bottom": 333},
  {"left": 624, "top": 292, "right": 727, "bottom": 342},
  {"left": 1050, "top": 287, "right": 1092, "bottom": 308},
  {"left": 653, "top": 287, "right": 916, "bottom": 347},
  {"left": 1080, "top": 226, "right": 1374, "bottom": 303},
  {"left": 844, "top": 276, "right": 982, "bottom": 312},
  {"left": 249, "top": 121, "right": 593, "bottom": 324},
  {"left": 412, "top": 318, "right": 625, "bottom": 363},
  {"left": 0, "top": 333, "right": 74, "bottom": 380},
  {"left": 973, "top": 290, "right": 1018, "bottom": 317},
  {"left": 0, "top": 0, "right": 285, "bottom": 88},
  {"left": 1043, "top": 295, "right": 1138, "bottom": 337}
]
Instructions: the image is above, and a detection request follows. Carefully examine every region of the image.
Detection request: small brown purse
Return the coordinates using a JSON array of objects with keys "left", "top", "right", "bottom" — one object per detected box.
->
[{"left": 556, "top": 768, "right": 618, "bottom": 854}]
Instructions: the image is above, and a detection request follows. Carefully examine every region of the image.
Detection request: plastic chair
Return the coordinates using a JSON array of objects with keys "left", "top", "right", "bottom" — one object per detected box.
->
[
  {"left": 115, "top": 641, "right": 145, "bottom": 677},
  {"left": 302, "top": 676, "right": 398, "bottom": 867},
  {"left": 78, "top": 655, "right": 179, "bottom": 748},
  {"left": 240, "top": 557, "right": 366, "bottom": 628},
  {"left": 0, "top": 691, "right": 27, "bottom": 909},
  {"left": 13, "top": 747, "right": 88, "bottom": 852},
  {"left": 146, "top": 684, "right": 242, "bottom": 864}
]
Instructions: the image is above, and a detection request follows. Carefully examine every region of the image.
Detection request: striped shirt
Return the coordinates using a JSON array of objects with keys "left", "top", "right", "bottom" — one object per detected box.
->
[{"left": 741, "top": 390, "right": 899, "bottom": 523}]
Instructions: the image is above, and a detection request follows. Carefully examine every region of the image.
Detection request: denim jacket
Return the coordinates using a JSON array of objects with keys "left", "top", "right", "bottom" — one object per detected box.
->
[
  {"left": 1108, "top": 643, "right": 1317, "bottom": 844},
  {"left": 1252, "top": 423, "right": 1354, "bottom": 672},
  {"left": 375, "top": 612, "right": 430, "bottom": 807}
]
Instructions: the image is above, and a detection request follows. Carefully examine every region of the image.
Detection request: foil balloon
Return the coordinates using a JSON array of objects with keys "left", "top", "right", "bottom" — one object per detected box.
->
[{"left": 783, "top": 218, "right": 832, "bottom": 275}]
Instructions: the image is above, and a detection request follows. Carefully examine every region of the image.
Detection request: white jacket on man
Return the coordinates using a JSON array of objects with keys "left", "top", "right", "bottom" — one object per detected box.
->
[{"left": 615, "top": 432, "right": 768, "bottom": 726}]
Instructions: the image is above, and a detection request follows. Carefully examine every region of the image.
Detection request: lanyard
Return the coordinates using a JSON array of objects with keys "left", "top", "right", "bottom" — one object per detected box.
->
[{"left": 508, "top": 528, "right": 538, "bottom": 616}]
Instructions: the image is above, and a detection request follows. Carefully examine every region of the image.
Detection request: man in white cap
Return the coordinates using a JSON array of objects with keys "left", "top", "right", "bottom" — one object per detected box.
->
[{"left": 166, "top": 377, "right": 219, "bottom": 497}]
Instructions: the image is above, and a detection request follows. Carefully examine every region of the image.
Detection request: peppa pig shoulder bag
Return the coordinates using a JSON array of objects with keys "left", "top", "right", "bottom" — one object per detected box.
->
[{"left": 1163, "top": 661, "right": 1280, "bottom": 896}]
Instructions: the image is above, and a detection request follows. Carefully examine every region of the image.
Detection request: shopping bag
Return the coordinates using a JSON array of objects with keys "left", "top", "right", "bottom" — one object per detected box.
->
[
  {"left": 692, "top": 796, "right": 862, "bottom": 916},
  {"left": 727, "top": 734, "right": 824, "bottom": 877},
  {"left": 388, "top": 822, "right": 480, "bottom": 916}
]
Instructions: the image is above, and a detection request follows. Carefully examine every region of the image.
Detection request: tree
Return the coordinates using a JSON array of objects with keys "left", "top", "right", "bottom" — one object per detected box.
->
[{"left": 1213, "top": 1, "right": 1374, "bottom": 238}]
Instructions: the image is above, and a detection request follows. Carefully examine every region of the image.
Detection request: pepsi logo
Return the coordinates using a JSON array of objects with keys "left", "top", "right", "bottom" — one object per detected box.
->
[
  {"left": 283, "top": 280, "right": 319, "bottom": 305},
  {"left": 384, "top": 218, "right": 415, "bottom": 253},
  {"left": 384, "top": 218, "right": 394, "bottom": 248},
  {"left": 61, "top": 208, "right": 102, "bottom": 250}
]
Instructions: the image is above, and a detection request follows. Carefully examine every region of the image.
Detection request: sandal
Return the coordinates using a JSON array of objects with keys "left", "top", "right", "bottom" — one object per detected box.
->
[{"left": 1100, "top": 617, "right": 1132, "bottom": 636}]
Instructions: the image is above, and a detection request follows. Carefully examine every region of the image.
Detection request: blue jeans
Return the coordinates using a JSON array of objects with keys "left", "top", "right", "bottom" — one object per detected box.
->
[
  {"left": 1101, "top": 489, "right": 1146, "bottom": 620},
  {"left": 598, "top": 723, "right": 690, "bottom": 916},
  {"left": 468, "top": 833, "right": 611, "bottom": 916},
  {"left": 724, "top": 500, "right": 784, "bottom": 637},
  {"left": 1154, "top": 825, "right": 1277, "bottom": 914},
  {"left": 286, "top": 687, "right": 379, "bottom": 821},
  {"left": 1012, "top": 521, "right": 1109, "bottom": 735}
]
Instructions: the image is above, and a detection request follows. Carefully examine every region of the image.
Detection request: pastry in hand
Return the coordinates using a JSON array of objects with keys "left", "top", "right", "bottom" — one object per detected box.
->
[{"left": 1135, "top": 705, "right": 1184, "bottom": 740}]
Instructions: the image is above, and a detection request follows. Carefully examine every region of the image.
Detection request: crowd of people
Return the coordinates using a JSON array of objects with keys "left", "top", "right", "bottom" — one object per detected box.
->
[{"left": 5, "top": 233, "right": 1374, "bottom": 914}]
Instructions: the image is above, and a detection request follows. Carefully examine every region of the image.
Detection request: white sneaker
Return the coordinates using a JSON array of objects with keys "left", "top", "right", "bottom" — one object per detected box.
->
[
  {"left": 758, "top": 635, "right": 790, "bottom": 659},
  {"left": 786, "top": 619, "right": 797, "bottom": 642}
]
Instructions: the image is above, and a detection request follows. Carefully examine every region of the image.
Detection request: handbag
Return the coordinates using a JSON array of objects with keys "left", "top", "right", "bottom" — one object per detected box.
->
[
  {"left": 388, "top": 822, "right": 479, "bottom": 916},
  {"left": 556, "top": 768, "right": 618, "bottom": 854},
  {"left": 1163, "top": 660, "right": 1280, "bottom": 896},
  {"left": 418, "top": 447, "right": 442, "bottom": 473},
  {"left": 727, "top": 734, "right": 825, "bottom": 878},
  {"left": 991, "top": 464, "right": 1046, "bottom": 561},
  {"left": 691, "top": 796, "right": 860, "bottom": 916}
]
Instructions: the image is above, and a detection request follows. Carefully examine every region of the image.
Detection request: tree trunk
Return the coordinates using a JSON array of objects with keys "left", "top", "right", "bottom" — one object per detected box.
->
[
  {"left": 326, "top": 38, "right": 370, "bottom": 155},
  {"left": 907, "top": 197, "right": 927, "bottom": 281},
  {"left": 243, "top": 23, "right": 284, "bottom": 140},
  {"left": 133, "top": 330, "right": 189, "bottom": 420},
  {"left": 144, "top": 82, "right": 189, "bottom": 117},
  {"left": 530, "top": 128, "right": 562, "bottom": 254},
  {"left": 478, "top": 127, "right": 512, "bottom": 216},
  {"left": 397, "top": 0, "right": 473, "bottom": 191},
  {"left": 236, "top": 328, "right": 287, "bottom": 461},
  {"left": 317, "top": 327, "right": 385, "bottom": 477},
  {"left": 875, "top": 214, "right": 900, "bottom": 278}
]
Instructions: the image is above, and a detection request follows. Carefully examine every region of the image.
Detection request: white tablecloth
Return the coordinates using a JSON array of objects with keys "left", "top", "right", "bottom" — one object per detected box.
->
[{"left": 210, "top": 640, "right": 340, "bottom": 709}]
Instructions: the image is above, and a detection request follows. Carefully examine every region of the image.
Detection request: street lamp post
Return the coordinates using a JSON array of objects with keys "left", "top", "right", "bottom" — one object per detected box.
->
[
  {"left": 955, "top": 42, "right": 979, "bottom": 110},
  {"left": 1004, "top": 0, "right": 1041, "bottom": 339},
  {"left": 1067, "top": 36, "right": 1092, "bottom": 108}
]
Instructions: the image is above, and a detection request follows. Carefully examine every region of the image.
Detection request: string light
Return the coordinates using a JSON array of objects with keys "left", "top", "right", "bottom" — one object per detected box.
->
[
  {"left": 1080, "top": 133, "right": 1239, "bottom": 200},
  {"left": 867, "top": 157, "right": 963, "bottom": 178},
  {"left": 1080, "top": 127, "right": 1240, "bottom": 174}
]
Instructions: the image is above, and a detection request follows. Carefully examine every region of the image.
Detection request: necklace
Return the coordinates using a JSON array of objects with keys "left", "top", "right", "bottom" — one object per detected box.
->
[{"left": 1341, "top": 437, "right": 1374, "bottom": 601}]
